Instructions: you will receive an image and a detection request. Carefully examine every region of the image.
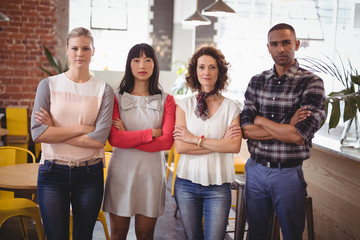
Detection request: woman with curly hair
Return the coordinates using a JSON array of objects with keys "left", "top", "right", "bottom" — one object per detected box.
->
[{"left": 173, "top": 46, "right": 242, "bottom": 240}]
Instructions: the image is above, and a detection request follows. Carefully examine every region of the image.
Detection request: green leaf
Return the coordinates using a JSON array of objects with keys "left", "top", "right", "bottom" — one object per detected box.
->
[
  {"left": 352, "top": 75, "right": 360, "bottom": 85},
  {"left": 343, "top": 97, "right": 356, "bottom": 122},
  {"left": 39, "top": 66, "right": 54, "bottom": 76},
  {"left": 328, "top": 99, "right": 341, "bottom": 130},
  {"left": 43, "top": 45, "right": 60, "bottom": 72},
  {"left": 353, "top": 94, "right": 360, "bottom": 111}
]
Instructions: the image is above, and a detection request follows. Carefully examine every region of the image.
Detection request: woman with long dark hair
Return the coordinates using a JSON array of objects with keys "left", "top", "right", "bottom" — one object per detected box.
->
[{"left": 102, "top": 43, "right": 176, "bottom": 240}]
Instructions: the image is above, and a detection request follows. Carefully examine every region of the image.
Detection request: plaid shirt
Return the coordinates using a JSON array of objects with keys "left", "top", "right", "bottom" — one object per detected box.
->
[{"left": 240, "top": 60, "right": 327, "bottom": 163}]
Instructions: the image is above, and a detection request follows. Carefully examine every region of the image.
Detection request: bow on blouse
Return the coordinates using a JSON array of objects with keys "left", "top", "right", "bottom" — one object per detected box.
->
[{"left": 121, "top": 92, "right": 162, "bottom": 111}]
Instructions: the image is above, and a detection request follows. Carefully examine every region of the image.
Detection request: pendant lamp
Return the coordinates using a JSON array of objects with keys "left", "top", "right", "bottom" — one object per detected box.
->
[
  {"left": 183, "top": 0, "right": 211, "bottom": 26},
  {"left": 0, "top": 11, "right": 10, "bottom": 21},
  {"left": 202, "top": 0, "right": 236, "bottom": 17}
]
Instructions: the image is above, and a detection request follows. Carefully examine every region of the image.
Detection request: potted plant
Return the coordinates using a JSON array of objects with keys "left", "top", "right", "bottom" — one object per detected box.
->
[
  {"left": 40, "top": 45, "right": 68, "bottom": 76},
  {"left": 301, "top": 55, "right": 360, "bottom": 146},
  {"left": 171, "top": 62, "right": 190, "bottom": 95}
]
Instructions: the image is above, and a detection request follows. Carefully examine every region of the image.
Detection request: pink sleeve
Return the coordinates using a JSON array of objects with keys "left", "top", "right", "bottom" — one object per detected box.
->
[
  {"left": 108, "top": 96, "right": 153, "bottom": 148},
  {"left": 136, "top": 94, "right": 176, "bottom": 152}
]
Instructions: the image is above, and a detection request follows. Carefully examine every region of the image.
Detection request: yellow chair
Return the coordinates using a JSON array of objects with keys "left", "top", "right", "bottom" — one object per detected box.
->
[
  {"left": 104, "top": 140, "right": 113, "bottom": 152},
  {"left": 171, "top": 147, "right": 180, "bottom": 197},
  {"left": 165, "top": 144, "right": 180, "bottom": 196},
  {"left": 166, "top": 144, "right": 175, "bottom": 182},
  {"left": 0, "top": 147, "right": 40, "bottom": 239},
  {"left": 69, "top": 152, "right": 111, "bottom": 240},
  {"left": 0, "top": 198, "right": 45, "bottom": 240},
  {"left": 5, "top": 107, "right": 30, "bottom": 157},
  {"left": 0, "top": 146, "right": 36, "bottom": 199},
  {"left": 234, "top": 156, "right": 246, "bottom": 173}
]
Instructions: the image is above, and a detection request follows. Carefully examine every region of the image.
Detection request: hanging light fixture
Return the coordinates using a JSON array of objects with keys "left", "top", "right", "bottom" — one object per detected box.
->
[
  {"left": 0, "top": 11, "right": 10, "bottom": 22},
  {"left": 202, "top": 0, "right": 236, "bottom": 17},
  {"left": 183, "top": 0, "right": 211, "bottom": 26}
]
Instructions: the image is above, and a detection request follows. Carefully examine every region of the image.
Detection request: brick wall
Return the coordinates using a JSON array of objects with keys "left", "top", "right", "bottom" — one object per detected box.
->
[{"left": 0, "top": 0, "right": 65, "bottom": 111}]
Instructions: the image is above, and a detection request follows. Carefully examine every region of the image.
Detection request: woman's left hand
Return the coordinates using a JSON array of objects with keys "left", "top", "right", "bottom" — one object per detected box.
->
[
  {"left": 173, "top": 125, "right": 197, "bottom": 144},
  {"left": 34, "top": 107, "right": 54, "bottom": 126}
]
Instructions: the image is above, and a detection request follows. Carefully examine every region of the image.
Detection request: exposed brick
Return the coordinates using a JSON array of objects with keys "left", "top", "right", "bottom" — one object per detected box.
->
[
  {"left": 6, "top": 86, "right": 21, "bottom": 93},
  {"left": 21, "top": 4, "right": 36, "bottom": 11},
  {"left": 0, "top": 0, "right": 58, "bottom": 116},
  {"left": 13, "top": 78, "right": 25, "bottom": 85},
  {"left": 36, "top": 6, "right": 51, "bottom": 12},
  {"left": 21, "top": 85, "right": 36, "bottom": 93},
  {"left": 8, "top": 33, "right": 24, "bottom": 39}
]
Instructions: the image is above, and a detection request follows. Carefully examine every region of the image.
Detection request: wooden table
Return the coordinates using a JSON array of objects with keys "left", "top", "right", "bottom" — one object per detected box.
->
[{"left": 0, "top": 163, "right": 39, "bottom": 195}]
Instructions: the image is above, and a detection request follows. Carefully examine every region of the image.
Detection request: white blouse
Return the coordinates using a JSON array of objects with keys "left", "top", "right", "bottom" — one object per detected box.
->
[{"left": 176, "top": 95, "right": 241, "bottom": 186}]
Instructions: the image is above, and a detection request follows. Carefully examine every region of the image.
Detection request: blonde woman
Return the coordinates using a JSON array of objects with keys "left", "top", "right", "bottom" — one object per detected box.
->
[{"left": 31, "top": 27, "right": 114, "bottom": 240}]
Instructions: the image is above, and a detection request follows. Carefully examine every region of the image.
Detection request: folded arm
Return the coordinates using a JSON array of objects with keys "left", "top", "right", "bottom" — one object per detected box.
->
[
  {"left": 136, "top": 94, "right": 176, "bottom": 152},
  {"left": 174, "top": 105, "right": 242, "bottom": 154},
  {"left": 254, "top": 116, "right": 304, "bottom": 145},
  {"left": 108, "top": 96, "right": 153, "bottom": 148}
]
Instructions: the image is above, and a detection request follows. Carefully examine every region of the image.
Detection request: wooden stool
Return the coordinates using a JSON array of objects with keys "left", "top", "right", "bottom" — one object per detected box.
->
[
  {"left": 230, "top": 183, "right": 314, "bottom": 240},
  {"left": 230, "top": 178, "right": 246, "bottom": 240},
  {"left": 270, "top": 196, "right": 314, "bottom": 240}
]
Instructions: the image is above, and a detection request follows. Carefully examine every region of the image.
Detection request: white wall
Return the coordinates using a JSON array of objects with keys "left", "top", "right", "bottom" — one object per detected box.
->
[{"left": 92, "top": 70, "right": 177, "bottom": 94}]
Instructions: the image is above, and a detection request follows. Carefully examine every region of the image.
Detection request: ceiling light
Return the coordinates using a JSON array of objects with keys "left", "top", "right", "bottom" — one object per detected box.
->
[
  {"left": 183, "top": 0, "right": 211, "bottom": 26},
  {"left": 202, "top": 0, "right": 236, "bottom": 17},
  {"left": 0, "top": 11, "right": 10, "bottom": 22}
]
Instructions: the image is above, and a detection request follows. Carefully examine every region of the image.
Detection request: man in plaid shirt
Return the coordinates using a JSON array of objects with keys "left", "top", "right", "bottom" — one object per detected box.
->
[{"left": 240, "top": 23, "right": 326, "bottom": 240}]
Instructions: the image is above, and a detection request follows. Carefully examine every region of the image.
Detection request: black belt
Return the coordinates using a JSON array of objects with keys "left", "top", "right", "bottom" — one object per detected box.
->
[{"left": 254, "top": 158, "right": 302, "bottom": 168}]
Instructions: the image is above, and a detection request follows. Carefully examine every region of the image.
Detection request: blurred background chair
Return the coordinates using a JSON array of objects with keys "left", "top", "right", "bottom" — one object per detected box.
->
[
  {"left": 0, "top": 146, "right": 36, "bottom": 199},
  {"left": 0, "top": 198, "right": 45, "bottom": 240},
  {"left": 0, "top": 147, "right": 43, "bottom": 240}
]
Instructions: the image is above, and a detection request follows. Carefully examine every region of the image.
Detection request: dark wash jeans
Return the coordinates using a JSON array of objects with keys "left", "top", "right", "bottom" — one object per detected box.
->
[{"left": 37, "top": 160, "right": 104, "bottom": 240}]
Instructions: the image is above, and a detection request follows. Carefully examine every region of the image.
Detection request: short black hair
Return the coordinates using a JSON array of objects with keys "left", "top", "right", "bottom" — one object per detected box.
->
[{"left": 268, "top": 23, "right": 296, "bottom": 37}]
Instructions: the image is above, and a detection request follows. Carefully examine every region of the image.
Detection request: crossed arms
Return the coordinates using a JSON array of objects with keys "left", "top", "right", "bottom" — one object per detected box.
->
[{"left": 242, "top": 107, "right": 310, "bottom": 146}]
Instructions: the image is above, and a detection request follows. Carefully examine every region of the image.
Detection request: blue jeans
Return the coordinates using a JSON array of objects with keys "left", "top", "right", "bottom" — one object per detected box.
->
[
  {"left": 174, "top": 177, "right": 231, "bottom": 240},
  {"left": 245, "top": 157, "right": 307, "bottom": 240},
  {"left": 37, "top": 160, "right": 104, "bottom": 240}
]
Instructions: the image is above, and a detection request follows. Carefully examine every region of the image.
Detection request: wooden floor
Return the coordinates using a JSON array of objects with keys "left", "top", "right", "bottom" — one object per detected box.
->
[{"left": 0, "top": 171, "right": 238, "bottom": 240}]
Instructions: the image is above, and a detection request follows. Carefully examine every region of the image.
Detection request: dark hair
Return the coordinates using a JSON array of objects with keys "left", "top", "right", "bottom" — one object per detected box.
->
[
  {"left": 119, "top": 43, "right": 161, "bottom": 95},
  {"left": 186, "top": 46, "right": 229, "bottom": 93},
  {"left": 268, "top": 23, "right": 296, "bottom": 37}
]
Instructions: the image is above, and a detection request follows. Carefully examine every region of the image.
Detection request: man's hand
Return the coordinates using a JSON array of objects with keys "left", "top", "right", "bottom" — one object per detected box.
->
[{"left": 290, "top": 107, "right": 311, "bottom": 125}]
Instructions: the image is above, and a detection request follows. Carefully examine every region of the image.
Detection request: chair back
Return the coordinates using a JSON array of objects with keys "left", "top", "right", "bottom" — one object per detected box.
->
[
  {"left": 103, "top": 152, "right": 112, "bottom": 180},
  {"left": 0, "top": 146, "right": 36, "bottom": 199},
  {"left": 166, "top": 144, "right": 175, "bottom": 181},
  {"left": 104, "top": 140, "right": 113, "bottom": 152},
  {"left": 0, "top": 146, "right": 35, "bottom": 166}
]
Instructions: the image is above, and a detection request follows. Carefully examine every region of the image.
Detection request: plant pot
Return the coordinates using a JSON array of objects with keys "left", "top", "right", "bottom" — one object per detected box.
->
[{"left": 340, "top": 111, "right": 360, "bottom": 148}]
